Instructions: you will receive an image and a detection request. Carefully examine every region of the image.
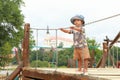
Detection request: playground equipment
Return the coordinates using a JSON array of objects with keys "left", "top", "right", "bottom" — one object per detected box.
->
[
  {"left": 6, "top": 23, "right": 120, "bottom": 80},
  {"left": 97, "top": 32, "right": 120, "bottom": 68},
  {"left": 6, "top": 13, "right": 120, "bottom": 79}
]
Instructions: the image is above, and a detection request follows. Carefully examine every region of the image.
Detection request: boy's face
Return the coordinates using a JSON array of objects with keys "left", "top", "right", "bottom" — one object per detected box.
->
[{"left": 73, "top": 19, "right": 83, "bottom": 27}]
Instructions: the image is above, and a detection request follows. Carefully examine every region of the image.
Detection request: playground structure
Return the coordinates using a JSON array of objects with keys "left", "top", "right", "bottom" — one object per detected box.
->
[
  {"left": 97, "top": 32, "right": 120, "bottom": 68},
  {"left": 5, "top": 22, "right": 120, "bottom": 80}
]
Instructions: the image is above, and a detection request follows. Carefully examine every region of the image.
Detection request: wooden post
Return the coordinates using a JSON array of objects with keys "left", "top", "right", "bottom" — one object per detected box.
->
[
  {"left": 96, "top": 42, "right": 108, "bottom": 68},
  {"left": 15, "top": 48, "right": 21, "bottom": 65},
  {"left": 22, "top": 23, "right": 30, "bottom": 67},
  {"left": 7, "top": 23, "right": 30, "bottom": 80}
]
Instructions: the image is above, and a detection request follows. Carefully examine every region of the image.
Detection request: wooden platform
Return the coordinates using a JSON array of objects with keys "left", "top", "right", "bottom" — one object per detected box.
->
[{"left": 22, "top": 68, "right": 120, "bottom": 80}]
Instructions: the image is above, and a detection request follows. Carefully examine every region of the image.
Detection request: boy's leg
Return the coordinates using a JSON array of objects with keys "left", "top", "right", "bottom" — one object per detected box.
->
[
  {"left": 83, "top": 59, "right": 88, "bottom": 72},
  {"left": 78, "top": 59, "right": 82, "bottom": 71}
]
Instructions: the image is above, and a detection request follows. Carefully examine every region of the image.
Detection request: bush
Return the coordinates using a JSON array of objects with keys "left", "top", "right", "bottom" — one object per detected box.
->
[{"left": 31, "top": 60, "right": 49, "bottom": 68}]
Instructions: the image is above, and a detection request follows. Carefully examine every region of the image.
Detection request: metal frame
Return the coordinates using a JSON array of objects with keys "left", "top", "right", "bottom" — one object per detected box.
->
[{"left": 30, "top": 28, "right": 59, "bottom": 70}]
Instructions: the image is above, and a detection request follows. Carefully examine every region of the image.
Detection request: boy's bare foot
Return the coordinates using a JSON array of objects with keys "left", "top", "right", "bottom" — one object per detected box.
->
[
  {"left": 76, "top": 69, "right": 82, "bottom": 72},
  {"left": 83, "top": 69, "right": 88, "bottom": 73}
]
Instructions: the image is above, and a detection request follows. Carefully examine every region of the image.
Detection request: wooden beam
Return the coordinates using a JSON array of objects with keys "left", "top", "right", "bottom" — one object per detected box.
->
[
  {"left": 100, "top": 42, "right": 108, "bottom": 67},
  {"left": 7, "top": 23, "right": 30, "bottom": 80},
  {"left": 22, "top": 23, "right": 30, "bottom": 67},
  {"left": 96, "top": 42, "right": 108, "bottom": 68},
  {"left": 109, "top": 32, "right": 120, "bottom": 49},
  {"left": 7, "top": 62, "right": 23, "bottom": 80},
  {"left": 104, "top": 40, "right": 120, "bottom": 43},
  {"left": 96, "top": 57, "right": 103, "bottom": 68}
]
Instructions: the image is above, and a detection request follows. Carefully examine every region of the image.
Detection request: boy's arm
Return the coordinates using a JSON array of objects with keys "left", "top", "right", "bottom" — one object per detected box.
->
[
  {"left": 60, "top": 28, "right": 71, "bottom": 34},
  {"left": 70, "top": 26, "right": 82, "bottom": 32}
]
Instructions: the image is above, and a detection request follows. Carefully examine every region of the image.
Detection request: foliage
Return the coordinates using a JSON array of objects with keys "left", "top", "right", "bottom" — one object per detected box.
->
[
  {"left": 0, "top": 0, "right": 24, "bottom": 47},
  {"left": 58, "top": 47, "right": 74, "bottom": 66},
  {"left": 0, "top": 0, "right": 24, "bottom": 67},
  {"left": 29, "top": 30, "right": 35, "bottom": 50},
  {"left": 31, "top": 60, "right": 49, "bottom": 67},
  {"left": 57, "top": 42, "right": 64, "bottom": 48},
  {"left": 107, "top": 46, "right": 120, "bottom": 66},
  {"left": 0, "top": 42, "right": 12, "bottom": 67},
  {"left": 87, "top": 38, "right": 102, "bottom": 63},
  {"left": 29, "top": 47, "right": 74, "bottom": 67},
  {"left": 29, "top": 38, "right": 105, "bottom": 68}
]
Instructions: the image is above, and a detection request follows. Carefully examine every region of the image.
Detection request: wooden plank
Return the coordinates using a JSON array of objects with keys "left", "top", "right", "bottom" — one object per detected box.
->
[
  {"left": 22, "top": 68, "right": 120, "bottom": 80},
  {"left": 22, "top": 68, "right": 89, "bottom": 80}
]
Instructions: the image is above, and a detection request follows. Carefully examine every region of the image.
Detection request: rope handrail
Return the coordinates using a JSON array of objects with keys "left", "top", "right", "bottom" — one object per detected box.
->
[
  {"left": 30, "top": 13, "right": 120, "bottom": 30},
  {"left": 85, "top": 13, "right": 120, "bottom": 25}
]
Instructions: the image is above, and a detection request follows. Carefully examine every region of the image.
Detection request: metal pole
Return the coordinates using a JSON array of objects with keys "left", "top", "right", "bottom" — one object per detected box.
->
[
  {"left": 117, "top": 43, "right": 119, "bottom": 68},
  {"left": 82, "top": 46, "right": 85, "bottom": 74},
  {"left": 108, "top": 46, "right": 110, "bottom": 67},
  {"left": 35, "top": 29, "right": 38, "bottom": 69},
  {"left": 113, "top": 46, "right": 114, "bottom": 68},
  {"left": 55, "top": 29, "right": 58, "bottom": 70}
]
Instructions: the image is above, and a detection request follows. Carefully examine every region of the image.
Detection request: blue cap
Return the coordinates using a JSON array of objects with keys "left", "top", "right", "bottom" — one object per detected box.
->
[{"left": 70, "top": 15, "right": 85, "bottom": 25}]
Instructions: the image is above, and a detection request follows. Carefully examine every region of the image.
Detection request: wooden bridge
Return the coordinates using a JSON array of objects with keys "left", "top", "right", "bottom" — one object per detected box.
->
[{"left": 6, "top": 23, "right": 120, "bottom": 80}]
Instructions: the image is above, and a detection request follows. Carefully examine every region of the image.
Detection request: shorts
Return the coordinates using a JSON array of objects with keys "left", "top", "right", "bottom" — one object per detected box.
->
[{"left": 73, "top": 46, "right": 90, "bottom": 60}]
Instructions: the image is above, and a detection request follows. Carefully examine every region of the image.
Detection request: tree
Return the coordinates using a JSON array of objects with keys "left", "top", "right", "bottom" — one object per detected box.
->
[
  {"left": 0, "top": 0, "right": 24, "bottom": 47},
  {"left": 58, "top": 46, "right": 74, "bottom": 67},
  {"left": 29, "top": 38, "right": 103, "bottom": 68},
  {"left": 87, "top": 38, "right": 102, "bottom": 67},
  {"left": 0, "top": 0, "right": 24, "bottom": 67},
  {"left": 57, "top": 42, "right": 64, "bottom": 48},
  {"left": 108, "top": 46, "right": 120, "bottom": 66},
  {"left": 0, "top": 42, "right": 12, "bottom": 67}
]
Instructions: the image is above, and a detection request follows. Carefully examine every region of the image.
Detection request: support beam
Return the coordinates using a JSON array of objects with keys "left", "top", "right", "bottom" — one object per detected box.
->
[
  {"left": 109, "top": 32, "right": 120, "bottom": 49},
  {"left": 22, "top": 23, "right": 30, "bottom": 67},
  {"left": 100, "top": 42, "right": 108, "bottom": 67},
  {"left": 96, "top": 42, "right": 108, "bottom": 68}
]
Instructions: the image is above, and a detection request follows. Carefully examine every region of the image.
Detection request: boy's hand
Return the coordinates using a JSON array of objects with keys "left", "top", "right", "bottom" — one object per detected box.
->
[
  {"left": 60, "top": 28, "right": 64, "bottom": 31},
  {"left": 70, "top": 26, "right": 75, "bottom": 29}
]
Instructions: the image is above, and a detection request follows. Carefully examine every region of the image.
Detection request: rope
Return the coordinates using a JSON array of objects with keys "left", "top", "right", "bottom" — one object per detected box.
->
[
  {"left": 85, "top": 13, "right": 120, "bottom": 25},
  {"left": 30, "top": 13, "right": 120, "bottom": 30}
]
